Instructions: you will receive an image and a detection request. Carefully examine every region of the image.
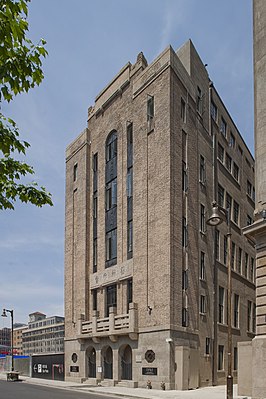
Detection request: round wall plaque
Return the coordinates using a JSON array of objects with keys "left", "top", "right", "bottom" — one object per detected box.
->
[{"left": 145, "top": 350, "right": 155, "bottom": 363}]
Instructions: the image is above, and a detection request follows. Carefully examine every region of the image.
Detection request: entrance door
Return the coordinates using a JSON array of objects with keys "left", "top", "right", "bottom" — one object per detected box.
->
[
  {"left": 121, "top": 345, "right": 132, "bottom": 380},
  {"left": 88, "top": 348, "right": 96, "bottom": 378},
  {"left": 104, "top": 347, "right": 113, "bottom": 379}
]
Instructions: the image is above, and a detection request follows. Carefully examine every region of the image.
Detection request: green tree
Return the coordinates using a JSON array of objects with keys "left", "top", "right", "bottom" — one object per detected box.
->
[{"left": 0, "top": 0, "right": 52, "bottom": 209}]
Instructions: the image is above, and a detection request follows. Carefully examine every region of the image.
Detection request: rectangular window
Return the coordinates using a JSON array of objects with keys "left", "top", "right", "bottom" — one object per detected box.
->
[
  {"left": 106, "top": 284, "right": 117, "bottom": 317},
  {"left": 106, "top": 179, "right": 117, "bottom": 211},
  {"left": 247, "top": 180, "right": 252, "bottom": 197},
  {"left": 233, "top": 163, "right": 239, "bottom": 181},
  {"left": 127, "top": 220, "right": 133, "bottom": 255},
  {"left": 252, "top": 187, "right": 255, "bottom": 202},
  {"left": 218, "top": 143, "right": 224, "bottom": 162},
  {"left": 200, "top": 295, "right": 206, "bottom": 314},
  {"left": 220, "top": 117, "right": 227, "bottom": 137},
  {"left": 106, "top": 229, "right": 117, "bottom": 265},
  {"left": 200, "top": 251, "right": 205, "bottom": 280},
  {"left": 211, "top": 101, "right": 217, "bottom": 122},
  {"left": 247, "top": 214, "right": 253, "bottom": 226},
  {"left": 127, "top": 279, "right": 133, "bottom": 311},
  {"left": 126, "top": 168, "right": 133, "bottom": 198},
  {"left": 238, "top": 247, "right": 242, "bottom": 274},
  {"left": 182, "top": 308, "right": 188, "bottom": 327},
  {"left": 127, "top": 122, "right": 133, "bottom": 168},
  {"left": 196, "top": 86, "right": 202, "bottom": 114},
  {"left": 182, "top": 161, "right": 188, "bottom": 192},
  {"left": 244, "top": 253, "right": 249, "bottom": 278},
  {"left": 252, "top": 303, "right": 256, "bottom": 333},
  {"left": 181, "top": 98, "right": 186, "bottom": 122},
  {"left": 234, "top": 347, "right": 238, "bottom": 370},
  {"left": 223, "top": 235, "right": 228, "bottom": 265},
  {"left": 225, "top": 153, "right": 232, "bottom": 172},
  {"left": 215, "top": 230, "right": 220, "bottom": 261},
  {"left": 147, "top": 95, "right": 154, "bottom": 131},
  {"left": 229, "top": 132, "right": 235, "bottom": 148},
  {"left": 93, "top": 239, "right": 97, "bottom": 273},
  {"left": 206, "top": 337, "right": 211, "bottom": 355},
  {"left": 247, "top": 300, "right": 252, "bottom": 331},
  {"left": 234, "top": 294, "right": 240, "bottom": 328},
  {"left": 218, "top": 184, "right": 225, "bottom": 208},
  {"left": 200, "top": 204, "right": 206, "bottom": 233},
  {"left": 182, "top": 217, "right": 188, "bottom": 247},
  {"left": 219, "top": 286, "right": 225, "bottom": 324},
  {"left": 218, "top": 345, "right": 224, "bottom": 370},
  {"left": 250, "top": 257, "right": 254, "bottom": 282},
  {"left": 92, "top": 289, "right": 97, "bottom": 311},
  {"left": 233, "top": 201, "right": 239, "bottom": 225},
  {"left": 182, "top": 269, "right": 188, "bottom": 290},
  {"left": 231, "top": 242, "right": 236, "bottom": 270},
  {"left": 73, "top": 163, "right": 78, "bottom": 182},
  {"left": 199, "top": 155, "right": 206, "bottom": 184},
  {"left": 226, "top": 193, "right": 232, "bottom": 218}
]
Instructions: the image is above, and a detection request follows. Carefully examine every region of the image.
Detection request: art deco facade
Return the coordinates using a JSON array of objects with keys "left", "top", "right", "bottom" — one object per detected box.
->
[
  {"left": 65, "top": 40, "right": 255, "bottom": 389},
  {"left": 22, "top": 312, "right": 64, "bottom": 355}
]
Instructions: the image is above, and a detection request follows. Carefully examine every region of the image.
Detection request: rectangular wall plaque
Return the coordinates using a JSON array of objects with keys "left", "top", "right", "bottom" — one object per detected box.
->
[
  {"left": 142, "top": 367, "right": 157, "bottom": 375},
  {"left": 70, "top": 366, "right": 79, "bottom": 372}
]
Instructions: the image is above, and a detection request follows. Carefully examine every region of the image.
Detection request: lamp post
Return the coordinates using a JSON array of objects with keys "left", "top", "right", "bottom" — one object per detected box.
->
[
  {"left": 1, "top": 308, "right": 14, "bottom": 371},
  {"left": 207, "top": 202, "right": 233, "bottom": 399}
]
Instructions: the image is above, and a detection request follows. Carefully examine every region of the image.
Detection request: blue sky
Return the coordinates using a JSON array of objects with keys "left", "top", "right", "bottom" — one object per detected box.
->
[{"left": 0, "top": 0, "right": 253, "bottom": 325}]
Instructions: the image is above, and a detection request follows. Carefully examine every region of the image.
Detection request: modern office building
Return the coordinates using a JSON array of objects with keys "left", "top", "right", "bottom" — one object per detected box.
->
[
  {"left": 13, "top": 324, "right": 27, "bottom": 355},
  {"left": 22, "top": 312, "right": 64, "bottom": 355},
  {"left": 64, "top": 39, "right": 255, "bottom": 389}
]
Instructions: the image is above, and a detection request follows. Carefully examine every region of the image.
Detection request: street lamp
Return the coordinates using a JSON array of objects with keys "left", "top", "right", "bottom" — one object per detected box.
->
[
  {"left": 207, "top": 202, "right": 233, "bottom": 399},
  {"left": 1, "top": 308, "right": 14, "bottom": 371}
]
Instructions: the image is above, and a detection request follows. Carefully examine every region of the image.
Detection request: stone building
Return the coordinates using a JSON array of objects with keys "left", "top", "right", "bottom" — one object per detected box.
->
[
  {"left": 13, "top": 324, "right": 27, "bottom": 355},
  {"left": 22, "top": 312, "right": 64, "bottom": 355},
  {"left": 64, "top": 39, "right": 255, "bottom": 389}
]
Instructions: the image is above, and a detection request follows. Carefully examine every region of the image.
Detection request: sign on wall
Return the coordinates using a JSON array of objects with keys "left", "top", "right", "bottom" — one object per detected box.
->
[{"left": 32, "top": 354, "right": 64, "bottom": 381}]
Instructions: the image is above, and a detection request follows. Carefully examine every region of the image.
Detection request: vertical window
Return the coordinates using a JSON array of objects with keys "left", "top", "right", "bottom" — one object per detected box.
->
[
  {"left": 147, "top": 95, "right": 154, "bottom": 131},
  {"left": 106, "top": 284, "right": 117, "bottom": 317},
  {"left": 231, "top": 242, "right": 236, "bottom": 270},
  {"left": 200, "top": 204, "right": 206, "bottom": 233},
  {"left": 218, "top": 184, "right": 225, "bottom": 208},
  {"left": 215, "top": 230, "right": 220, "bottom": 261},
  {"left": 225, "top": 153, "right": 232, "bottom": 172},
  {"left": 182, "top": 269, "right": 188, "bottom": 290},
  {"left": 252, "top": 303, "right": 256, "bottom": 333},
  {"left": 92, "top": 289, "right": 97, "bottom": 311},
  {"left": 250, "top": 257, "right": 254, "bottom": 282},
  {"left": 200, "top": 295, "right": 206, "bottom": 314},
  {"left": 237, "top": 247, "right": 242, "bottom": 274},
  {"left": 233, "top": 294, "right": 239, "bottom": 328},
  {"left": 126, "top": 169, "right": 133, "bottom": 198},
  {"left": 182, "top": 217, "right": 188, "bottom": 248},
  {"left": 200, "top": 251, "right": 205, "bottom": 280},
  {"left": 252, "top": 187, "right": 255, "bottom": 202},
  {"left": 233, "top": 162, "right": 239, "bottom": 181},
  {"left": 229, "top": 132, "right": 235, "bottom": 148},
  {"left": 182, "top": 308, "right": 188, "bottom": 327},
  {"left": 93, "top": 239, "right": 97, "bottom": 273},
  {"left": 247, "top": 300, "right": 252, "bottom": 331},
  {"left": 220, "top": 117, "right": 227, "bottom": 137},
  {"left": 205, "top": 337, "right": 211, "bottom": 355},
  {"left": 127, "top": 220, "right": 133, "bottom": 255},
  {"left": 247, "top": 214, "right": 253, "bottom": 226},
  {"left": 244, "top": 253, "right": 249, "bottom": 278},
  {"left": 234, "top": 347, "right": 238, "bottom": 370},
  {"left": 127, "top": 279, "right": 133, "bottom": 311},
  {"left": 182, "top": 161, "right": 188, "bottom": 192},
  {"left": 233, "top": 201, "right": 239, "bottom": 225},
  {"left": 218, "top": 286, "right": 225, "bottom": 324},
  {"left": 211, "top": 101, "right": 217, "bottom": 122},
  {"left": 218, "top": 143, "right": 224, "bottom": 162},
  {"left": 106, "top": 131, "right": 117, "bottom": 162},
  {"left": 73, "top": 163, "right": 78, "bottom": 182},
  {"left": 106, "top": 229, "right": 117, "bottom": 265},
  {"left": 223, "top": 235, "right": 228, "bottom": 265},
  {"left": 226, "top": 193, "right": 232, "bottom": 218},
  {"left": 181, "top": 98, "right": 186, "bottom": 122},
  {"left": 196, "top": 86, "right": 202, "bottom": 114},
  {"left": 199, "top": 155, "right": 206, "bottom": 184},
  {"left": 247, "top": 180, "right": 252, "bottom": 197},
  {"left": 218, "top": 345, "right": 224, "bottom": 370},
  {"left": 93, "top": 153, "right": 98, "bottom": 273}
]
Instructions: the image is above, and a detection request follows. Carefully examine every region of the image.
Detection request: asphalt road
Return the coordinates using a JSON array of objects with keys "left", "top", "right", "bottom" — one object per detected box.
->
[{"left": 0, "top": 381, "right": 119, "bottom": 399}]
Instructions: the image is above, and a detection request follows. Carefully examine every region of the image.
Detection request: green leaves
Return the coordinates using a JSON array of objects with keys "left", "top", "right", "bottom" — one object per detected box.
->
[{"left": 0, "top": 0, "right": 52, "bottom": 210}]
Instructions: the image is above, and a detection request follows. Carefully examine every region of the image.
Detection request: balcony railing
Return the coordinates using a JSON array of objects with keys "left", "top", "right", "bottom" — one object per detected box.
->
[{"left": 78, "top": 303, "right": 138, "bottom": 341}]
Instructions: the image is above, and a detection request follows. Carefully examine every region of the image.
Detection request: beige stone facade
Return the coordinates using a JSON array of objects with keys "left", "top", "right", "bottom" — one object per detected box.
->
[{"left": 65, "top": 40, "right": 255, "bottom": 389}]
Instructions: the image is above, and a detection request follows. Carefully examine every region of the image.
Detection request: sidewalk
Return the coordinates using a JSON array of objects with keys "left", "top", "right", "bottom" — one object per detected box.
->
[{"left": 0, "top": 373, "right": 250, "bottom": 399}]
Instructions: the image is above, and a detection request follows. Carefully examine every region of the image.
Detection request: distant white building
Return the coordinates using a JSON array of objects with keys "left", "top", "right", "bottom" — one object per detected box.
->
[{"left": 22, "top": 312, "right": 64, "bottom": 355}]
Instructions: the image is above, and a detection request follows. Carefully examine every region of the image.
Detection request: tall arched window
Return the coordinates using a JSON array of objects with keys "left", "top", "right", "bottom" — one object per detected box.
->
[{"left": 105, "top": 131, "right": 118, "bottom": 268}]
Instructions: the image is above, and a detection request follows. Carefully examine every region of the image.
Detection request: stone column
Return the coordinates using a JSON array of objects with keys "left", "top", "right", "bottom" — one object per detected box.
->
[{"left": 242, "top": 2, "right": 266, "bottom": 398}]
